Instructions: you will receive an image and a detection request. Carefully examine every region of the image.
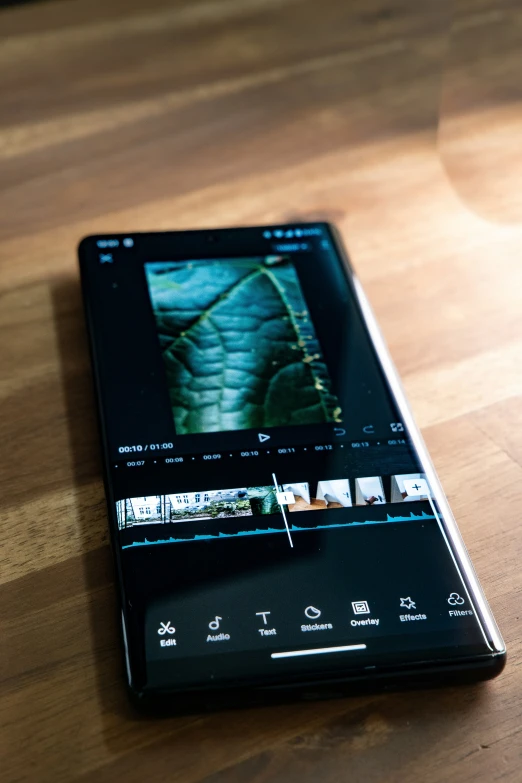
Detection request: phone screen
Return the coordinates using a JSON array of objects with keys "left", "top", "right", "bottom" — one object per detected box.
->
[{"left": 79, "top": 224, "right": 502, "bottom": 696}]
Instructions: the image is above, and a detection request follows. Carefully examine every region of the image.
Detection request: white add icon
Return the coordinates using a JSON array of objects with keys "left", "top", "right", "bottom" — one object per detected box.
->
[
  {"left": 403, "top": 478, "right": 429, "bottom": 497},
  {"left": 157, "top": 621, "right": 175, "bottom": 635}
]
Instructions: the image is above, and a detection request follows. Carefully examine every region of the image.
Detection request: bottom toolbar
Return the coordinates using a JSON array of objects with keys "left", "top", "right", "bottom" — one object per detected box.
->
[{"left": 150, "top": 589, "right": 472, "bottom": 655}]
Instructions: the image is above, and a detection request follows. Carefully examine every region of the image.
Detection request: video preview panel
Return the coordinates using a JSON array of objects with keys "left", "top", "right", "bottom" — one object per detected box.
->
[{"left": 144, "top": 257, "right": 341, "bottom": 436}]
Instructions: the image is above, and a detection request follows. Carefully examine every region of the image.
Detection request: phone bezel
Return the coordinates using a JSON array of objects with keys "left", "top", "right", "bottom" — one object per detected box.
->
[{"left": 78, "top": 223, "right": 506, "bottom": 709}]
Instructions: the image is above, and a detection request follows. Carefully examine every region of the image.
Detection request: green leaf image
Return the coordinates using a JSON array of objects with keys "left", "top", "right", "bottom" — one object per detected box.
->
[
  {"left": 247, "top": 487, "right": 280, "bottom": 516},
  {"left": 145, "top": 257, "right": 341, "bottom": 434}
]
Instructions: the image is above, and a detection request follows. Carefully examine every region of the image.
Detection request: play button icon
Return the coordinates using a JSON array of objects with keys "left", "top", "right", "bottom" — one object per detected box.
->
[{"left": 258, "top": 433, "right": 271, "bottom": 443}]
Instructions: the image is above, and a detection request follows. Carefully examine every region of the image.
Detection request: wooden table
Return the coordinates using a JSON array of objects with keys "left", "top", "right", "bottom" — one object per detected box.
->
[{"left": 1, "top": 1, "right": 521, "bottom": 780}]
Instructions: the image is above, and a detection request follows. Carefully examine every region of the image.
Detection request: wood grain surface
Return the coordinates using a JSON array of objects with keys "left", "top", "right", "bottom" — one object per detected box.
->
[{"left": 1, "top": 1, "right": 521, "bottom": 781}]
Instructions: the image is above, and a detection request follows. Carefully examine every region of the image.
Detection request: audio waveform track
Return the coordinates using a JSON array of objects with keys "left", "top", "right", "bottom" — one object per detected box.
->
[{"left": 121, "top": 510, "right": 436, "bottom": 549}]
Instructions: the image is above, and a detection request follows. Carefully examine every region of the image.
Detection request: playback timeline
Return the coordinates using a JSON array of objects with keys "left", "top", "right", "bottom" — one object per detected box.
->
[
  {"left": 114, "top": 436, "right": 410, "bottom": 471},
  {"left": 114, "top": 431, "right": 431, "bottom": 551}
]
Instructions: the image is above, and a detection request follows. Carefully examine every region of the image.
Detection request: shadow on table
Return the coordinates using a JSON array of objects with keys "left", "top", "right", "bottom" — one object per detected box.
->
[
  {"left": 50, "top": 276, "right": 158, "bottom": 731},
  {"left": 51, "top": 274, "right": 496, "bottom": 769}
]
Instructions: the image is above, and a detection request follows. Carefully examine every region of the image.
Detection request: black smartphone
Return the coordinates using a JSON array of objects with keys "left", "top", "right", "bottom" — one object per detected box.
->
[{"left": 78, "top": 223, "right": 505, "bottom": 711}]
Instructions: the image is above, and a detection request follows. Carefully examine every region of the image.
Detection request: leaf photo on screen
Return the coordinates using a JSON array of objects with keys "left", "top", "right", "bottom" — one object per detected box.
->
[
  {"left": 145, "top": 257, "right": 342, "bottom": 435},
  {"left": 247, "top": 486, "right": 280, "bottom": 516}
]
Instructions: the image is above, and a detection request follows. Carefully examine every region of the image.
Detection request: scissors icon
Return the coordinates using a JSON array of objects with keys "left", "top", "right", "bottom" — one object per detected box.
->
[{"left": 157, "top": 621, "right": 176, "bottom": 635}]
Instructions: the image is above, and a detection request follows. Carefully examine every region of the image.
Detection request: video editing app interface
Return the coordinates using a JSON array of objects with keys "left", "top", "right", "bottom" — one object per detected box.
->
[{"left": 82, "top": 225, "right": 488, "bottom": 686}]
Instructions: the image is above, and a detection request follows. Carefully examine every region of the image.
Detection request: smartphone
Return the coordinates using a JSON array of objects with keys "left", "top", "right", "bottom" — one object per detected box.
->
[{"left": 79, "top": 224, "right": 505, "bottom": 711}]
